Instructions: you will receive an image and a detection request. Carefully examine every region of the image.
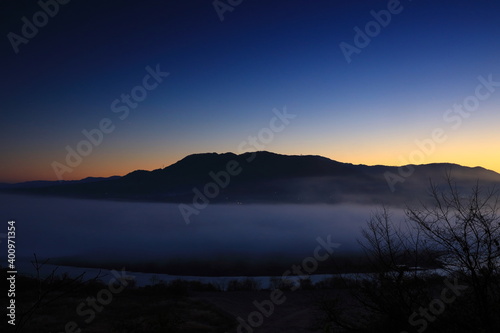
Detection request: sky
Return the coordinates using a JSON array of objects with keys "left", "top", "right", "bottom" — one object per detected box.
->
[{"left": 1, "top": 0, "right": 500, "bottom": 183}]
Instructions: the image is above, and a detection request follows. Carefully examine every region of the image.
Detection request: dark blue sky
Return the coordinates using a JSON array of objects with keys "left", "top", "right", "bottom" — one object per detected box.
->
[{"left": 2, "top": 0, "right": 500, "bottom": 182}]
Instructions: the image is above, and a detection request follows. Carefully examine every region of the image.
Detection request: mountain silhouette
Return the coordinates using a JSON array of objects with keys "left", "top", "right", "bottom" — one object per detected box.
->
[{"left": 3, "top": 151, "right": 500, "bottom": 205}]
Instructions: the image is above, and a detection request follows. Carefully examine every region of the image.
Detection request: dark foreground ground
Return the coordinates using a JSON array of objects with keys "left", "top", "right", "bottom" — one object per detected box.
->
[
  {"left": 6, "top": 267, "right": 497, "bottom": 333},
  {"left": 193, "top": 290, "right": 341, "bottom": 333},
  {"left": 1, "top": 268, "right": 341, "bottom": 333}
]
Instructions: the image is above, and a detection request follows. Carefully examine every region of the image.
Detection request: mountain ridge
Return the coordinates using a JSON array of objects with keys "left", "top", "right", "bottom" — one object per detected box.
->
[{"left": 2, "top": 151, "right": 500, "bottom": 205}]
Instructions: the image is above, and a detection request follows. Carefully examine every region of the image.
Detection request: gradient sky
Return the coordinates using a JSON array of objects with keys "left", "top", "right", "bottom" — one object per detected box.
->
[{"left": 1, "top": 0, "right": 500, "bottom": 182}]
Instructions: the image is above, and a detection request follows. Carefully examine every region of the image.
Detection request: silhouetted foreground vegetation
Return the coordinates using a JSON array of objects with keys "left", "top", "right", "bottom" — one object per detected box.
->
[{"left": 319, "top": 176, "right": 500, "bottom": 333}]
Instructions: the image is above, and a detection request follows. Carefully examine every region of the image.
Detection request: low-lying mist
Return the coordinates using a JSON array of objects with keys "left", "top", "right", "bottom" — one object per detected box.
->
[{"left": 0, "top": 194, "right": 406, "bottom": 275}]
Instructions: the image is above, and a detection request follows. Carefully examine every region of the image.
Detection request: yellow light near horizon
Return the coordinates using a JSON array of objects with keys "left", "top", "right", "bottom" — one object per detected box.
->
[{"left": 2, "top": 133, "right": 499, "bottom": 183}]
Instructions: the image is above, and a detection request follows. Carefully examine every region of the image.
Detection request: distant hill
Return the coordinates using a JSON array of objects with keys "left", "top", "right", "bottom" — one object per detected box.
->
[
  {"left": 2, "top": 151, "right": 500, "bottom": 206},
  {"left": 0, "top": 176, "right": 121, "bottom": 189}
]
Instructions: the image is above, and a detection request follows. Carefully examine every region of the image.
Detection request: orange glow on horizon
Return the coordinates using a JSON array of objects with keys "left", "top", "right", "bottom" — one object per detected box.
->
[{"left": 2, "top": 148, "right": 499, "bottom": 184}]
